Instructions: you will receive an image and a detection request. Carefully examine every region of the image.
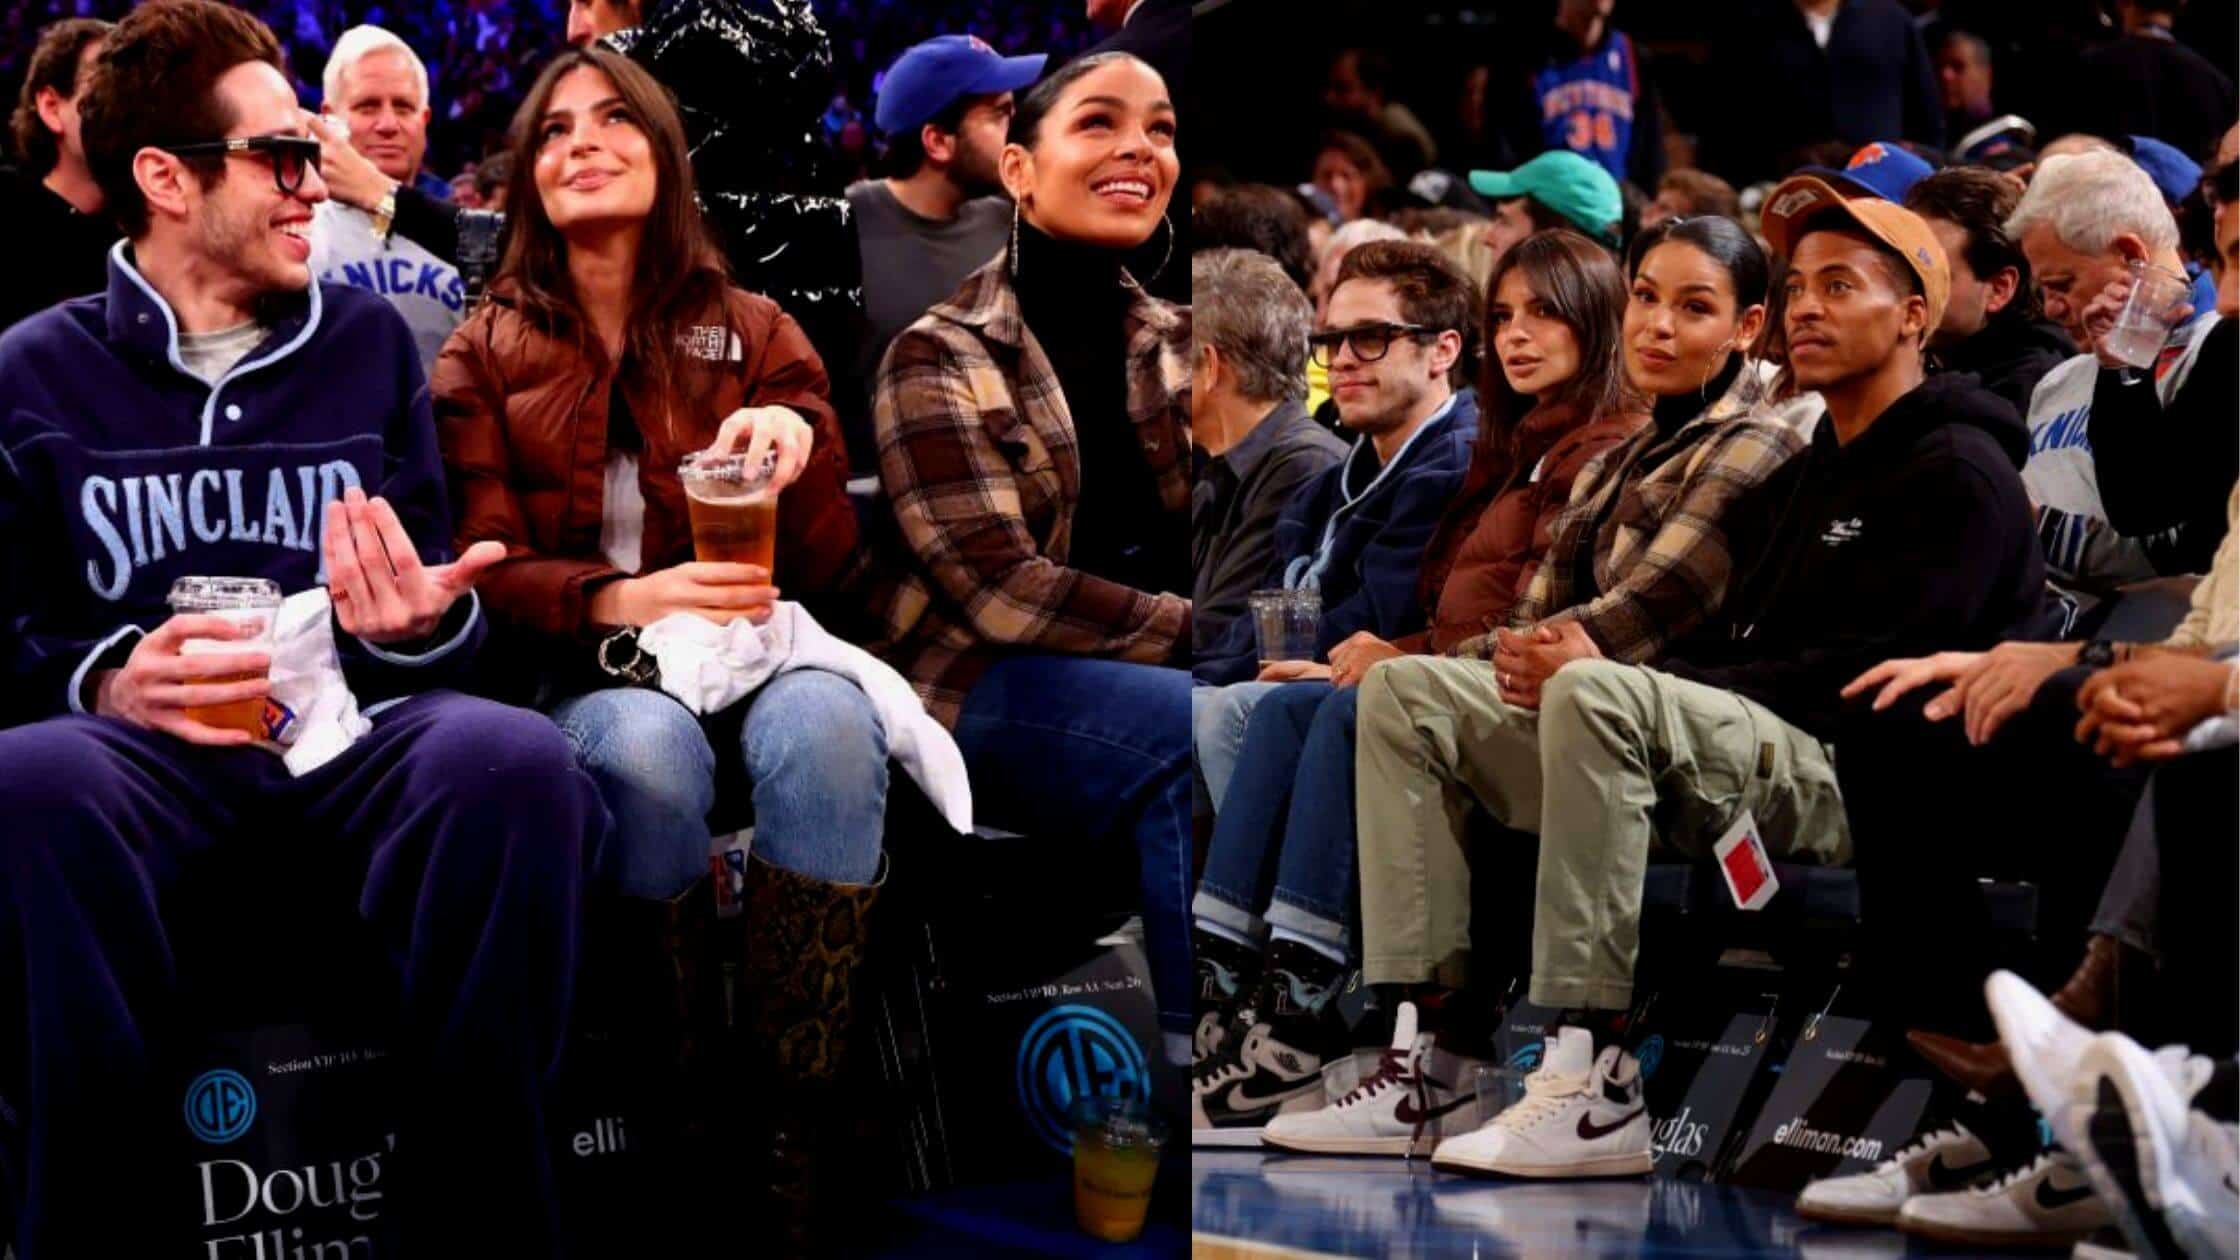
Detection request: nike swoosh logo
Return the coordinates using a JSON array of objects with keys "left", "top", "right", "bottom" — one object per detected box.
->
[
  {"left": 1224, "top": 1078, "right": 1323, "bottom": 1113},
  {"left": 1925, "top": 1153, "right": 1997, "bottom": 1191},
  {"left": 2035, "top": 1179, "right": 2098, "bottom": 1210},
  {"left": 1393, "top": 1093, "right": 1473, "bottom": 1125},
  {"left": 1577, "top": 1108, "right": 1645, "bottom": 1141}
]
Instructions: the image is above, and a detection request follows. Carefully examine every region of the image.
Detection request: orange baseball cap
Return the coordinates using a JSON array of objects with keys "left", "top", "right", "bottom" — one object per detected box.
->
[{"left": 1760, "top": 173, "right": 1950, "bottom": 332}]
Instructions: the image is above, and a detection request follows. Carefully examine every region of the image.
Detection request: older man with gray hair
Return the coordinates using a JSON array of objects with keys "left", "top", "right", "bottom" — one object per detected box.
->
[
  {"left": 309, "top": 24, "right": 464, "bottom": 371},
  {"left": 2011, "top": 149, "right": 2230, "bottom": 588},
  {"left": 1191, "top": 248, "right": 1346, "bottom": 658}
]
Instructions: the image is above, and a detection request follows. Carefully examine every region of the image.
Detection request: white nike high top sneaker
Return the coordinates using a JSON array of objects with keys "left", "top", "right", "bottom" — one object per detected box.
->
[
  {"left": 1431, "top": 1027, "right": 1652, "bottom": 1178},
  {"left": 1263, "top": 1001, "right": 1484, "bottom": 1156}
]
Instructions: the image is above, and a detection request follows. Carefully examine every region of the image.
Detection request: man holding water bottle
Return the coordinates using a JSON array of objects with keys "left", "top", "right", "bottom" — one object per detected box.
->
[
  {"left": 0, "top": 4, "right": 603, "bottom": 1256},
  {"left": 2011, "top": 149, "right": 2232, "bottom": 587}
]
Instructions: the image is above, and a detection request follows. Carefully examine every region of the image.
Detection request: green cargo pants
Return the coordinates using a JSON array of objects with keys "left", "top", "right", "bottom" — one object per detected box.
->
[{"left": 1354, "top": 656, "right": 1852, "bottom": 1009}]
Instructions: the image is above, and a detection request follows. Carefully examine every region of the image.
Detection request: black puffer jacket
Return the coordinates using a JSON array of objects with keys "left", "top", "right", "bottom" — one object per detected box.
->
[{"left": 612, "top": 0, "right": 863, "bottom": 380}]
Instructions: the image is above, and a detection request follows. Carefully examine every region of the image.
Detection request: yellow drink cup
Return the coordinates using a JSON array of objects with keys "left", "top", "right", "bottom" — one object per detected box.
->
[{"left": 1070, "top": 1096, "right": 1167, "bottom": 1243}]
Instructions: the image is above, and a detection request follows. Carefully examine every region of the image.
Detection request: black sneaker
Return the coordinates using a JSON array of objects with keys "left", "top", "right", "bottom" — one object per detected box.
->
[
  {"left": 1191, "top": 1017, "right": 1330, "bottom": 1147},
  {"left": 1190, "top": 938, "right": 1349, "bottom": 1148}
]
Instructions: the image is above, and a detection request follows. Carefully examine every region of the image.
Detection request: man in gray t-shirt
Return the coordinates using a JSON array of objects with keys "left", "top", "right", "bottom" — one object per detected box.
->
[{"left": 846, "top": 35, "right": 1046, "bottom": 470}]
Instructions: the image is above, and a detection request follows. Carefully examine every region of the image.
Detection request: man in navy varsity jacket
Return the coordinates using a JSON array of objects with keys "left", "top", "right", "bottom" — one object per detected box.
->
[{"left": 0, "top": 5, "right": 601, "bottom": 1256}]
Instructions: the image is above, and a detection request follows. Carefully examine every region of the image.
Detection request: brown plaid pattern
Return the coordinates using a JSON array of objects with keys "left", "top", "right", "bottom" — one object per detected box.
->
[
  {"left": 869, "top": 254, "right": 1193, "bottom": 725},
  {"left": 1460, "top": 369, "right": 1818, "bottom": 662}
]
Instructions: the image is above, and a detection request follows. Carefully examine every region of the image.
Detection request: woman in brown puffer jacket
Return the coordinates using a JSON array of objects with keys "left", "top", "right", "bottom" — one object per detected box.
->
[{"left": 433, "top": 48, "right": 872, "bottom": 1245}]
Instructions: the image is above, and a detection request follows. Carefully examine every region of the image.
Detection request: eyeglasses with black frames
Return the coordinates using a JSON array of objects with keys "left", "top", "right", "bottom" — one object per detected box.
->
[
  {"left": 159, "top": 135, "right": 324, "bottom": 195},
  {"left": 1306, "top": 321, "right": 1439, "bottom": 368}
]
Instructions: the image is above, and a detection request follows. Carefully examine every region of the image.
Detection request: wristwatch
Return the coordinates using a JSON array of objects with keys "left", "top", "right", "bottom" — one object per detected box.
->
[
  {"left": 370, "top": 184, "right": 398, "bottom": 241},
  {"left": 2079, "top": 639, "right": 2120, "bottom": 669}
]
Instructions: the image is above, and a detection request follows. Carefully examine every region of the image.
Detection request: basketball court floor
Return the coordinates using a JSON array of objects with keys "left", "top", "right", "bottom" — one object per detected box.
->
[{"left": 1190, "top": 1150, "right": 2073, "bottom": 1258}]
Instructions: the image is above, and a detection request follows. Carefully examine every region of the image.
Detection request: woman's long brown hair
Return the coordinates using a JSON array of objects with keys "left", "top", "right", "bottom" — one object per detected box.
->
[
  {"left": 494, "top": 48, "right": 733, "bottom": 424},
  {"left": 1471, "top": 228, "right": 1637, "bottom": 489}
]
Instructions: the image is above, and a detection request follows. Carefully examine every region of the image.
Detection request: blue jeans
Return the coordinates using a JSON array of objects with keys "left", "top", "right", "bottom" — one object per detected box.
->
[
  {"left": 1191, "top": 680, "right": 1280, "bottom": 809},
  {"left": 1192, "top": 681, "right": 1358, "bottom": 955},
  {"left": 550, "top": 669, "right": 889, "bottom": 897},
  {"left": 954, "top": 655, "right": 1194, "bottom": 1035}
]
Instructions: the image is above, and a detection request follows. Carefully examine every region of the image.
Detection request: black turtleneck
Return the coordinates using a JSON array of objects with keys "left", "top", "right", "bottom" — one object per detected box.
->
[
  {"left": 1011, "top": 218, "right": 1184, "bottom": 595},
  {"left": 1653, "top": 353, "right": 1743, "bottom": 435}
]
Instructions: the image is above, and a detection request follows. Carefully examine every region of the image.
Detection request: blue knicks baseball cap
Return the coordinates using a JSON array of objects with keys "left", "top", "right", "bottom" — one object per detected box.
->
[
  {"left": 1800, "top": 141, "right": 1936, "bottom": 202},
  {"left": 2127, "top": 136, "right": 2202, "bottom": 208},
  {"left": 874, "top": 35, "right": 1047, "bottom": 136}
]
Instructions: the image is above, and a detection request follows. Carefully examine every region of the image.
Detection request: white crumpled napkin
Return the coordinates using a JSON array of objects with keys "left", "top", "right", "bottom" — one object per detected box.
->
[
  {"left": 264, "top": 589, "right": 372, "bottom": 775},
  {"left": 636, "top": 603, "right": 973, "bottom": 833}
]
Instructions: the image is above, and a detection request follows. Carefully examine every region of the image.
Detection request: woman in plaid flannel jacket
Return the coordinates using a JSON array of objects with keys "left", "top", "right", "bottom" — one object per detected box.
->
[{"left": 867, "top": 52, "right": 1202, "bottom": 1051}]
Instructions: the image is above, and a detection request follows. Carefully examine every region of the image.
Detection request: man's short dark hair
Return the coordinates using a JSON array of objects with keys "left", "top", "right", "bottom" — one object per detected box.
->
[
  {"left": 1904, "top": 167, "right": 2042, "bottom": 321},
  {"left": 881, "top": 94, "right": 974, "bottom": 178},
  {"left": 474, "top": 150, "right": 512, "bottom": 202},
  {"left": 1333, "top": 239, "right": 1483, "bottom": 385},
  {"left": 1501, "top": 194, "right": 1574, "bottom": 237},
  {"left": 10, "top": 19, "right": 111, "bottom": 176},
  {"left": 79, "top": 0, "right": 285, "bottom": 238},
  {"left": 1194, "top": 183, "right": 1314, "bottom": 292}
]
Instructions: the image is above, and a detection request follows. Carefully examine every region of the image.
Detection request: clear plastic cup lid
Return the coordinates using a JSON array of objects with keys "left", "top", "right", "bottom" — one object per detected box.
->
[
  {"left": 167, "top": 576, "right": 283, "bottom": 612},
  {"left": 1069, "top": 1095, "right": 1170, "bottom": 1149},
  {"left": 679, "top": 448, "right": 779, "bottom": 480}
]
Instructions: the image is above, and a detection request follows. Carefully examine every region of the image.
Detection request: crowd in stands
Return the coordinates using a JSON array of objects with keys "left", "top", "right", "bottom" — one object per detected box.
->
[
  {"left": 1188, "top": 2, "right": 2237, "bottom": 1256},
  {"left": 0, "top": 0, "right": 1188, "bottom": 1256},
  {"left": 0, "top": 0, "right": 1095, "bottom": 188}
]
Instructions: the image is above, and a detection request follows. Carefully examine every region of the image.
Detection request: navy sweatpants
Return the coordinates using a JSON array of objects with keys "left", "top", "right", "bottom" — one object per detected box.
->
[{"left": 0, "top": 691, "right": 603, "bottom": 1258}]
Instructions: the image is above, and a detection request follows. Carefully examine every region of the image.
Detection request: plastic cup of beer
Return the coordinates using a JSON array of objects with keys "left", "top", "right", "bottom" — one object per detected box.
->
[
  {"left": 166, "top": 576, "right": 280, "bottom": 738},
  {"left": 1071, "top": 1096, "right": 1167, "bottom": 1243},
  {"left": 679, "top": 448, "right": 780, "bottom": 575},
  {"left": 2101, "top": 260, "right": 2194, "bottom": 369},
  {"left": 1248, "top": 587, "right": 1321, "bottom": 668}
]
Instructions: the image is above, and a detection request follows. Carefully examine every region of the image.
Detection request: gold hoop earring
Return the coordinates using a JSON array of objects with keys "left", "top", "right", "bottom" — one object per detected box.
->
[
  {"left": 1699, "top": 340, "right": 1737, "bottom": 397},
  {"left": 1143, "top": 211, "right": 1175, "bottom": 285}
]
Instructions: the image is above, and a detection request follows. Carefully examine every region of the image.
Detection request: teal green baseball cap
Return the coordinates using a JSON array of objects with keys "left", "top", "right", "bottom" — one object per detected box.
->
[{"left": 1469, "top": 151, "right": 1624, "bottom": 246}]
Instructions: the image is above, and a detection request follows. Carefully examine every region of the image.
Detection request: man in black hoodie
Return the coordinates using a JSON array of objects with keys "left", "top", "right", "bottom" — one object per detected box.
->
[
  {"left": 1376, "top": 178, "right": 2047, "bottom": 1182},
  {"left": 1906, "top": 166, "right": 2077, "bottom": 418}
]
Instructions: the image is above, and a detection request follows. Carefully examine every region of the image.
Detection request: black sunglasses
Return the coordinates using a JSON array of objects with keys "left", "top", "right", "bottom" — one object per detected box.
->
[
  {"left": 159, "top": 135, "right": 323, "bottom": 194},
  {"left": 1307, "top": 321, "right": 1438, "bottom": 368}
]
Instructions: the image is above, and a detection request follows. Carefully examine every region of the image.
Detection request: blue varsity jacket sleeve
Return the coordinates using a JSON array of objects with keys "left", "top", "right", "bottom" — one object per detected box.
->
[{"left": 0, "top": 442, "right": 138, "bottom": 721}]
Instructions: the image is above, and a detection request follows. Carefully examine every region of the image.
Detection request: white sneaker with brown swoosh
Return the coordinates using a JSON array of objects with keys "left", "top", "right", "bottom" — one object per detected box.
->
[
  {"left": 1431, "top": 1027, "right": 1653, "bottom": 1178},
  {"left": 1262, "top": 1002, "right": 1486, "bottom": 1156}
]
